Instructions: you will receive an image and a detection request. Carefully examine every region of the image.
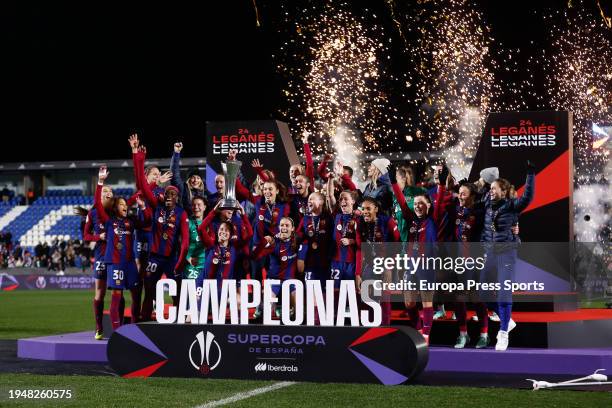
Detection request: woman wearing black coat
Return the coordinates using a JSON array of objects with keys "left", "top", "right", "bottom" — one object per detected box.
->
[{"left": 481, "top": 161, "right": 535, "bottom": 351}]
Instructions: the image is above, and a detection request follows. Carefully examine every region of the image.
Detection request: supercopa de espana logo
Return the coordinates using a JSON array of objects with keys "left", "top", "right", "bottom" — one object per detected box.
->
[{"left": 189, "top": 331, "right": 222, "bottom": 375}]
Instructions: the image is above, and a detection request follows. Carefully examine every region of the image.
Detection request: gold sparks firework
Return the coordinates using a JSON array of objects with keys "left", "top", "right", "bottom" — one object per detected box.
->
[
  {"left": 400, "top": 0, "right": 497, "bottom": 177},
  {"left": 543, "top": 3, "right": 611, "bottom": 173},
  {"left": 596, "top": 0, "right": 611, "bottom": 28},
  {"left": 276, "top": 1, "right": 399, "bottom": 155},
  {"left": 393, "top": 0, "right": 538, "bottom": 178},
  {"left": 543, "top": 1, "right": 611, "bottom": 244},
  {"left": 251, "top": 0, "right": 261, "bottom": 27}
]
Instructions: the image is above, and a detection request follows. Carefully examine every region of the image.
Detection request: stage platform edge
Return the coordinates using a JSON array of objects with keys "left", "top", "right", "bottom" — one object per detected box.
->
[
  {"left": 17, "top": 331, "right": 107, "bottom": 362},
  {"left": 15, "top": 328, "right": 612, "bottom": 377},
  {"left": 427, "top": 347, "right": 612, "bottom": 375}
]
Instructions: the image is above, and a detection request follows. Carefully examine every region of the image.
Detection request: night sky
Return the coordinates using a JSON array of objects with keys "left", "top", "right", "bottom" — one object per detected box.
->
[{"left": 1, "top": 0, "right": 608, "bottom": 162}]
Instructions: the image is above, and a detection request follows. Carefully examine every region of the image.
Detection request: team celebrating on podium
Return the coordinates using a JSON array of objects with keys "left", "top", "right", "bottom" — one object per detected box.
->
[{"left": 84, "top": 134, "right": 534, "bottom": 352}]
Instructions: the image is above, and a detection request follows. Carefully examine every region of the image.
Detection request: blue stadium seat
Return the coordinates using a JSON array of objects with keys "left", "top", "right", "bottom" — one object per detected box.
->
[
  {"left": 47, "top": 216, "right": 82, "bottom": 237},
  {"left": 1, "top": 189, "right": 101, "bottom": 249},
  {"left": 45, "top": 188, "right": 84, "bottom": 197}
]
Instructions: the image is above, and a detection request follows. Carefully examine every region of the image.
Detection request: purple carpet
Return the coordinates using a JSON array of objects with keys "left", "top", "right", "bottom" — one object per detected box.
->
[
  {"left": 17, "top": 331, "right": 107, "bottom": 362},
  {"left": 17, "top": 331, "right": 612, "bottom": 376},
  {"left": 427, "top": 346, "right": 612, "bottom": 375}
]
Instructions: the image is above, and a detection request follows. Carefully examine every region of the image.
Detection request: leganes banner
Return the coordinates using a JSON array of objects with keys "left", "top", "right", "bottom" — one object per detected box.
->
[
  {"left": 205, "top": 120, "right": 298, "bottom": 192},
  {"left": 469, "top": 110, "right": 573, "bottom": 242},
  {"left": 107, "top": 323, "right": 428, "bottom": 385},
  {"left": 468, "top": 111, "right": 573, "bottom": 286}
]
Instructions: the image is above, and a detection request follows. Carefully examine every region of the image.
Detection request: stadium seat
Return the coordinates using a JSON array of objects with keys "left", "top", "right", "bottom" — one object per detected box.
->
[{"left": 0, "top": 189, "right": 101, "bottom": 250}]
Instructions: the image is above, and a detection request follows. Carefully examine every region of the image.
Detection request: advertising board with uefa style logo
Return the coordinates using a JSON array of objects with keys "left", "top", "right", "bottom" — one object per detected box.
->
[{"left": 107, "top": 323, "right": 428, "bottom": 385}]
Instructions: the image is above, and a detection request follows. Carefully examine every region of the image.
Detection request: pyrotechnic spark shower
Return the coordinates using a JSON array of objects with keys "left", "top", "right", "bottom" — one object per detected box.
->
[
  {"left": 392, "top": 0, "right": 535, "bottom": 178},
  {"left": 542, "top": 2, "right": 611, "bottom": 246},
  {"left": 275, "top": 1, "right": 400, "bottom": 158},
  {"left": 543, "top": 3, "right": 611, "bottom": 173}
]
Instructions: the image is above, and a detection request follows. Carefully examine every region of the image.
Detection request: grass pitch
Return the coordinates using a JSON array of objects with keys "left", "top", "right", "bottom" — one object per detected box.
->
[
  {"left": 0, "top": 290, "right": 99, "bottom": 339},
  {"left": 1, "top": 290, "right": 611, "bottom": 407},
  {"left": 1, "top": 374, "right": 611, "bottom": 408}
]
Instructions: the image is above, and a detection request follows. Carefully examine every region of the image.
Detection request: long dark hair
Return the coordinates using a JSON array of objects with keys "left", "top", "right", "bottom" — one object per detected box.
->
[
  {"left": 73, "top": 206, "right": 89, "bottom": 217},
  {"left": 73, "top": 193, "right": 120, "bottom": 235},
  {"left": 102, "top": 197, "right": 128, "bottom": 218},
  {"left": 263, "top": 180, "right": 289, "bottom": 203},
  {"left": 279, "top": 216, "right": 298, "bottom": 253}
]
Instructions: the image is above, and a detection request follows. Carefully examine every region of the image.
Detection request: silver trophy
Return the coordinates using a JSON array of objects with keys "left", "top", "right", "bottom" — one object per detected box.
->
[{"left": 219, "top": 160, "right": 242, "bottom": 209}]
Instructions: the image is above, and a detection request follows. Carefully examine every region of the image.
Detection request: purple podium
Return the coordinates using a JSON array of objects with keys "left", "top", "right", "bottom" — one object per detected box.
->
[
  {"left": 18, "top": 331, "right": 107, "bottom": 362},
  {"left": 15, "top": 328, "right": 612, "bottom": 377}
]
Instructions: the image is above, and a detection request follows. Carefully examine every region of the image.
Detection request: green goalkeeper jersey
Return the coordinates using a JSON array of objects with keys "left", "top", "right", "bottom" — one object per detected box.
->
[
  {"left": 182, "top": 218, "right": 206, "bottom": 279},
  {"left": 392, "top": 185, "right": 427, "bottom": 241}
]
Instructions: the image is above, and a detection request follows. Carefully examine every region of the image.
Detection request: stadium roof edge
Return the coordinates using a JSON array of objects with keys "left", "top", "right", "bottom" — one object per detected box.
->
[
  {"left": 0, "top": 157, "right": 207, "bottom": 172},
  {"left": 0, "top": 152, "right": 442, "bottom": 172}
]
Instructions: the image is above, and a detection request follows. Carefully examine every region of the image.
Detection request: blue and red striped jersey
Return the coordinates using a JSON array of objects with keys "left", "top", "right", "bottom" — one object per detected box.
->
[
  {"left": 133, "top": 151, "right": 188, "bottom": 259},
  {"left": 252, "top": 201, "right": 290, "bottom": 246},
  {"left": 358, "top": 215, "right": 399, "bottom": 243},
  {"left": 103, "top": 217, "right": 137, "bottom": 264},
  {"left": 356, "top": 215, "right": 399, "bottom": 276},
  {"left": 150, "top": 205, "right": 188, "bottom": 258},
  {"left": 332, "top": 213, "right": 361, "bottom": 263},
  {"left": 205, "top": 244, "right": 239, "bottom": 280},
  {"left": 406, "top": 216, "right": 438, "bottom": 246},
  {"left": 289, "top": 194, "right": 309, "bottom": 224},
  {"left": 127, "top": 184, "right": 165, "bottom": 234},
  {"left": 453, "top": 205, "right": 481, "bottom": 243},
  {"left": 254, "top": 238, "right": 298, "bottom": 281},
  {"left": 94, "top": 183, "right": 152, "bottom": 264},
  {"left": 297, "top": 212, "right": 334, "bottom": 270},
  {"left": 197, "top": 209, "right": 253, "bottom": 281},
  {"left": 84, "top": 209, "right": 106, "bottom": 259}
]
